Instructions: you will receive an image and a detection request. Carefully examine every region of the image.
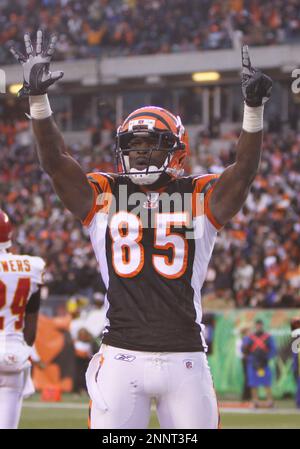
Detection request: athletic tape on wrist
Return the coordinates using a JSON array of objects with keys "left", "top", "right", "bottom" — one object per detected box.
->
[
  {"left": 242, "top": 103, "right": 264, "bottom": 133},
  {"left": 29, "top": 94, "right": 52, "bottom": 120}
]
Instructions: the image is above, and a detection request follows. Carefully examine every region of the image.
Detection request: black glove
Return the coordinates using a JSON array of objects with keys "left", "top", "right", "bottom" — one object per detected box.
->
[
  {"left": 10, "top": 30, "right": 64, "bottom": 97},
  {"left": 241, "top": 45, "right": 272, "bottom": 107}
]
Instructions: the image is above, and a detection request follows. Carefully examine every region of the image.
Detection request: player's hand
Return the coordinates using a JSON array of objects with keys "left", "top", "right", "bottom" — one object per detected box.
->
[
  {"left": 241, "top": 45, "right": 272, "bottom": 107},
  {"left": 10, "top": 30, "right": 64, "bottom": 97}
]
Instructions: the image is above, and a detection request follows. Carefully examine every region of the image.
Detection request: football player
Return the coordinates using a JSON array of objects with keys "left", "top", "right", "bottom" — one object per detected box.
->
[
  {"left": 291, "top": 318, "right": 300, "bottom": 409},
  {"left": 11, "top": 31, "right": 272, "bottom": 429},
  {"left": 0, "top": 210, "right": 45, "bottom": 428}
]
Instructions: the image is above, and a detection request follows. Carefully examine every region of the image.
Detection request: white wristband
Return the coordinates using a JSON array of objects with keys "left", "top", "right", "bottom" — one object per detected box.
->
[
  {"left": 29, "top": 94, "right": 52, "bottom": 120},
  {"left": 242, "top": 103, "right": 264, "bottom": 133}
]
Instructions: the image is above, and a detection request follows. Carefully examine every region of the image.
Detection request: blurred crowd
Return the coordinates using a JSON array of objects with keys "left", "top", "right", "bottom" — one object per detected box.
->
[
  {"left": 197, "top": 129, "right": 300, "bottom": 307},
  {"left": 0, "top": 120, "right": 106, "bottom": 297},
  {"left": 0, "top": 0, "right": 299, "bottom": 63},
  {"left": 0, "top": 118, "right": 299, "bottom": 308}
]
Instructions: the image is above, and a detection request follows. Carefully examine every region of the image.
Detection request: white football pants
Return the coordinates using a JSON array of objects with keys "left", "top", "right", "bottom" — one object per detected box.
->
[
  {"left": 0, "top": 339, "right": 35, "bottom": 428},
  {"left": 86, "top": 344, "right": 219, "bottom": 429},
  {"left": 0, "top": 371, "right": 25, "bottom": 429}
]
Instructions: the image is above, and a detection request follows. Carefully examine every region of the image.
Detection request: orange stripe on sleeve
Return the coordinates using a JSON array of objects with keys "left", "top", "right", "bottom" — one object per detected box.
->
[
  {"left": 192, "top": 174, "right": 223, "bottom": 230},
  {"left": 82, "top": 185, "right": 99, "bottom": 227},
  {"left": 204, "top": 187, "right": 223, "bottom": 231},
  {"left": 82, "top": 172, "right": 113, "bottom": 227}
]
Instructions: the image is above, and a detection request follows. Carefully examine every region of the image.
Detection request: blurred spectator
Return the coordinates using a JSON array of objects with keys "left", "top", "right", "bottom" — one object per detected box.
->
[
  {"left": 84, "top": 292, "right": 106, "bottom": 340},
  {"left": 236, "top": 326, "right": 252, "bottom": 401},
  {"left": 242, "top": 319, "right": 276, "bottom": 408},
  {"left": 198, "top": 129, "right": 300, "bottom": 308},
  {"left": 291, "top": 317, "right": 300, "bottom": 409},
  {"left": 67, "top": 296, "right": 90, "bottom": 339},
  {"left": 61, "top": 296, "right": 100, "bottom": 393},
  {"left": 73, "top": 328, "right": 93, "bottom": 394},
  {"left": 233, "top": 259, "right": 254, "bottom": 307},
  {"left": 202, "top": 313, "right": 215, "bottom": 355}
]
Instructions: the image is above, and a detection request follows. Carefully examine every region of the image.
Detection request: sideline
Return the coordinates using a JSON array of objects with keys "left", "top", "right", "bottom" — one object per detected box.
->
[{"left": 23, "top": 401, "right": 300, "bottom": 415}]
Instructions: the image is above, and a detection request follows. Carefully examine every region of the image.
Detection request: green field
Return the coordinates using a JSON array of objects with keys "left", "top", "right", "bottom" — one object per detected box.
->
[{"left": 19, "top": 394, "right": 300, "bottom": 429}]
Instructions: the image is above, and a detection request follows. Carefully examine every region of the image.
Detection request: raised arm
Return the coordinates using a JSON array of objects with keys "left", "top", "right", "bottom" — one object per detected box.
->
[
  {"left": 10, "top": 31, "right": 93, "bottom": 221},
  {"left": 31, "top": 115, "right": 93, "bottom": 221},
  {"left": 209, "top": 46, "right": 273, "bottom": 227}
]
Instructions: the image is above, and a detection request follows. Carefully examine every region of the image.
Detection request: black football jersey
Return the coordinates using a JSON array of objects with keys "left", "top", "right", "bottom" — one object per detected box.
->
[{"left": 83, "top": 172, "right": 221, "bottom": 352}]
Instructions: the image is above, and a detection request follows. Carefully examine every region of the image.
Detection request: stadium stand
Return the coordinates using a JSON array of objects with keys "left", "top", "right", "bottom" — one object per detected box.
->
[{"left": 0, "top": 0, "right": 299, "bottom": 64}]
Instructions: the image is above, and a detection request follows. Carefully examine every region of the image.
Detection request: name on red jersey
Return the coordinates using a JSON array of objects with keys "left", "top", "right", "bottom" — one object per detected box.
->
[{"left": 0, "top": 259, "right": 31, "bottom": 273}]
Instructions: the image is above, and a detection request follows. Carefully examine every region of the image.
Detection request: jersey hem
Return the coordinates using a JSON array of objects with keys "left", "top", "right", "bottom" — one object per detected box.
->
[{"left": 102, "top": 337, "right": 205, "bottom": 353}]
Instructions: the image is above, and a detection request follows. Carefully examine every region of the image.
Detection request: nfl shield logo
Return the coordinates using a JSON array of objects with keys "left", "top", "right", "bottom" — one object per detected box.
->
[
  {"left": 143, "top": 192, "right": 159, "bottom": 209},
  {"left": 184, "top": 360, "right": 194, "bottom": 369}
]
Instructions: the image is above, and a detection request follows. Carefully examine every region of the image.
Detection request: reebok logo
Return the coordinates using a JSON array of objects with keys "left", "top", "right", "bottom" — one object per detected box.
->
[{"left": 114, "top": 354, "right": 136, "bottom": 362}]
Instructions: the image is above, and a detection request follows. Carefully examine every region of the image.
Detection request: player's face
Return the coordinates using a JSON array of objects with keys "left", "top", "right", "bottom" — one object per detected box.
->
[
  {"left": 128, "top": 136, "right": 168, "bottom": 171},
  {"left": 255, "top": 322, "right": 264, "bottom": 333}
]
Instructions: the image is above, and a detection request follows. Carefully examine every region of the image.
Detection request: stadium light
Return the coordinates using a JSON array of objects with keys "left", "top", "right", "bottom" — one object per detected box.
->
[
  {"left": 9, "top": 84, "right": 23, "bottom": 95},
  {"left": 146, "top": 75, "right": 162, "bottom": 84},
  {"left": 192, "top": 72, "right": 220, "bottom": 82}
]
